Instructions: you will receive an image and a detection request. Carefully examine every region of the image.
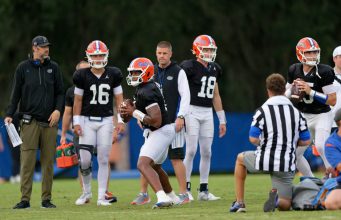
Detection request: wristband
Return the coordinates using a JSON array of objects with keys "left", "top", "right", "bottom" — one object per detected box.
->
[
  {"left": 117, "top": 113, "right": 124, "bottom": 124},
  {"left": 73, "top": 115, "right": 81, "bottom": 125},
  {"left": 216, "top": 110, "right": 226, "bottom": 125},
  {"left": 310, "top": 89, "right": 328, "bottom": 104},
  {"left": 133, "top": 110, "right": 146, "bottom": 122}
]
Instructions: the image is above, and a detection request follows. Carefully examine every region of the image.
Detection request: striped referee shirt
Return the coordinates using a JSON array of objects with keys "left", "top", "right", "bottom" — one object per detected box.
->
[{"left": 250, "top": 95, "right": 309, "bottom": 172}]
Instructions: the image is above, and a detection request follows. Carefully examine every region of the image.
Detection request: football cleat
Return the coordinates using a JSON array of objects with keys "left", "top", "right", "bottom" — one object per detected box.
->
[
  {"left": 186, "top": 191, "right": 194, "bottom": 201},
  {"left": 130, "top": 192, "right": 151, "bottom": 205},
  {"left": 97, "top": 199, "right": 112, "bottom": 206},
  {"left": 152, "top": 201, "right": 173, "bottom": 209},
  {"left": 178, "top": 193, "right": 191, "bottom": 205},
  {"left": 75, "top": 192, "right": 92, "bottom": 205},
  {"left": 197, "top": 190, "right": 221, "bottom": 201},
  {"left": 229, "top": 201, "right": 246, "bottom": 212},
  {"left": 263, "top": 189, "right": 278, "bottom": 212},
  {"left": 105, "top": 190, "right": 117, "bottom": 203}
]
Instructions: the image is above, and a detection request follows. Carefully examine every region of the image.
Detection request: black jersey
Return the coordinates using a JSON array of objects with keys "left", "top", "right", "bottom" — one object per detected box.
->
[
  {"left": 287, "top": 63, "right": 335, "bottom": 114},
  {"left": 65, "top": 86, "right": 75, "bottom": 107},
  {"left": 180, "top": 59, "right": 222, "bottom": 107},
  {"left": 134, "top": 81, "right": 169, "bottom": 131},
  {"left": 73, "top": 66, "right": 123, "bottom": 117}
]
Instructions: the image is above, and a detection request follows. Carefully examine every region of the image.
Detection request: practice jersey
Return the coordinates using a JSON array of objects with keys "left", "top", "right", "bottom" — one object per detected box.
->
[
  {"left": 73, "top": 66, "right": 123, "bottom": 117},
  {"left": 180, "top": 59, "right": 222, "bottom": 107},
  {"left": 287, "top": 63, "right": 335, "bottom": 114},
  {"left": 134, "top": 81, "right": 169, "bottom": 131}
]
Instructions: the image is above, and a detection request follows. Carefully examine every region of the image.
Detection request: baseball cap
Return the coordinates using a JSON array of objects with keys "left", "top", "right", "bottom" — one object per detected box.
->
[
  {"left": 333, "top": 46, "right": 341, "bottom": 58},
  {"left": 32, "top": 36, "right": 51, "bottom": 47},
  {"left": 334, "top": 108, "right": 341, "bottom": 122}
]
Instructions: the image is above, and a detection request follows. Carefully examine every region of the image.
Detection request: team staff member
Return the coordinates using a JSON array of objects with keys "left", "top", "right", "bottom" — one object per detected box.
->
[
  {"left": 230, "top": 73, "right": 310, "bottom": 212},
  {"left": 5, "top": 36, "right": 64, "bottom": 209},
  {"left": 131, "top": 41, "right": 190, "bottom": 205}
]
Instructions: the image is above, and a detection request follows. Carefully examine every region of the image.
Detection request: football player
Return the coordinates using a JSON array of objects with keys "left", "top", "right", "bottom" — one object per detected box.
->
[
  {"left": 180, "top": 35, "right": 227, "bottom": 201},
  {"left": 331, "top": 46, "right": 341, "bottom": 130},
  {"left": 120, "top": 57, "right": 175, "bottom": 209},
  {"left": 60, "top": 60, "right": 118, "bottom": 203},
  {"left": 72, "top": 40, "right": 125, "bottom": 206},
  {"left": 130, "top": 41, "right": 191, "bottom": 205},
  {"left": 285, "top": 37, "right": 337, "bottom": 177}
]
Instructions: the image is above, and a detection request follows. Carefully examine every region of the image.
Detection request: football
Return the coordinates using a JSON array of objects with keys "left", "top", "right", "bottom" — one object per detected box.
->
[
  {"left": 120, "top": 99, "right": 134, "bottom": 123},
  {"left": 290, "top": 80, "right": 305, "bottom": 104}
]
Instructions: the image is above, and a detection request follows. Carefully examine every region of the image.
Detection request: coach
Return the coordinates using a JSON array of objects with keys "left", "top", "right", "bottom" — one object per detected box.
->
[
  {"left": 4, "top": 36, "right": 64, "bottom": 209},
  {"left": 229, "top": 73, "right": 310, "bottom": 213}
]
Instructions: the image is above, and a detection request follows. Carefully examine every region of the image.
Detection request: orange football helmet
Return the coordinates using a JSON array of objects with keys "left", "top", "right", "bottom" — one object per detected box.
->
[
  {"left": 126, "top": 57, "right": 154, "bottom": 87},
  {"left": 296, "top": 37, "right": 320, "bottom": 66},
  {"left": 86, "top": 40, "right": 109, "bottom": 69},
  {"left": 192, "top": 34, "right": 217, "bottom": 62}
]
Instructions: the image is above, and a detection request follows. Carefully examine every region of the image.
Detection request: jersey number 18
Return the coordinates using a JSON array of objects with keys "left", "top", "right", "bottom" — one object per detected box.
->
[{"left": 198, "top": 76, "right": 216, "bottom": 99}]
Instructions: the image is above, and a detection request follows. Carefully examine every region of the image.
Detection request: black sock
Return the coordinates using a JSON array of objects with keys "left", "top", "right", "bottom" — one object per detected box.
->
[
  {"left": 186, "top": 182, "right": 191, "bottom": 191},
  {"left": 200, "top": 183, "right": 208, "bottom": 192}
]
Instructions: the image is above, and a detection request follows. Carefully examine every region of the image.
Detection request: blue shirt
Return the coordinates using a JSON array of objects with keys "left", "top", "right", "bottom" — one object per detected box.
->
[{"left": 325, "top": 129, "right": 341, "bottom": 169}]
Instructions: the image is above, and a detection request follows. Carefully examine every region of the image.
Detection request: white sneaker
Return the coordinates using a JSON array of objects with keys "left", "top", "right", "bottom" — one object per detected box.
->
[
  {"left": 75, "top": 192, "right": 92, "bottom": 205},
  {"left": 167, "top": 193, "right": 181, "bottom": 205},
  {"left": 97, "top": 199, "right": 112, "bottom": 206},
  {"left": 187, "top": 191, "right": 194, "bottom": 201},
  {"left": 197, "top": 191, "right": 221, "bottom": 201}
]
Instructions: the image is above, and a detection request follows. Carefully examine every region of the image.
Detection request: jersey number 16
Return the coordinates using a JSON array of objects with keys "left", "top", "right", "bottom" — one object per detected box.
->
[{"left": 89, "top": 84, "right": 110, "bottom": 105}]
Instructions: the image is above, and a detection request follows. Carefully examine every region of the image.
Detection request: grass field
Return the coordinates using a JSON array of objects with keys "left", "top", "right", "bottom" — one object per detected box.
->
[{"left": 0, "top": 173, "right": 340, "bottom": 220}]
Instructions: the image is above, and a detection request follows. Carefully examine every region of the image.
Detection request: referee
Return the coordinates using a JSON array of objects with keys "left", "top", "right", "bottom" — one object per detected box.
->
[{"left": 229, "top": 73, "right": 311, "bottom": 213}]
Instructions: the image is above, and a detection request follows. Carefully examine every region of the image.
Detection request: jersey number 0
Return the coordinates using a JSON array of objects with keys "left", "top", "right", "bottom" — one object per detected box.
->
[
  {"left": 198, "top": 76, "right": 216, "bottom": 99},
  {"left": 89, "top": 84, "right": 110, "bottom": 105}
]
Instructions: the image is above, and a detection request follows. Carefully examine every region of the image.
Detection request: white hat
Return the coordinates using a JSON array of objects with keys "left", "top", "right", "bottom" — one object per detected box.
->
[{"left": 333, "top": 46, "right": 341, "bottom": 57}]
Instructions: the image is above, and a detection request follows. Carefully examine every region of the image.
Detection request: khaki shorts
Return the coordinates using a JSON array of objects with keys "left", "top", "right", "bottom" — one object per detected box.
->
[{"left": 243, "top": 151, "right": 295, "bottom": 199}]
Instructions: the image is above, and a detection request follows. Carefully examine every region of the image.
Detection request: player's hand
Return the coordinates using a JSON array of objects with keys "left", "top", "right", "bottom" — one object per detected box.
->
[
  {"left": 219, "top": 124, "right": 226, "bottom": 138},
  {"left": 60, "top": 135, "right": 67, "bottom": 145},
  {"left": 116, "top": 122, "right": 125, "bottom": 134},
  {"left": 74, "top": 125, "right": 82, "bottom": 136},
  {"left": 48, "top": 110, "right": 60, "bottom": 127},
  {"left": 4, "top": 117, "right": 13, "bottom": 124},
  {"left": 175, "top": 117, "right": 185, "bottom": 132},
  {"left": 295, "top": 80, "right": 311, "bottom": 95}
]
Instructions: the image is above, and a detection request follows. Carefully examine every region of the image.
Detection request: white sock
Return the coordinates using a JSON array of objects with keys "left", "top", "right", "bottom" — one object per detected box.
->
[
  {"left": 156, "top": 190, "right": 169, "bottom": 203},
  {"left": 82, "top": 173, "right": 92, "bottom": 194}
]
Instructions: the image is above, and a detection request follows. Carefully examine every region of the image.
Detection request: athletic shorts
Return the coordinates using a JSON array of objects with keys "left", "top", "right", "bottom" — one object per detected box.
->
[
  {"left": 140, "top": 124, "right": 175, "bottom": 164},
  {"left": 243, "top": 151, "right": 295, "bottom": 199}
]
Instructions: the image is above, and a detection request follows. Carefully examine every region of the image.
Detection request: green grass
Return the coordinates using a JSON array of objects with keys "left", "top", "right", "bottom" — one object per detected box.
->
[{"left": 0, "top": 174, "right": 341, "bottom": 220}]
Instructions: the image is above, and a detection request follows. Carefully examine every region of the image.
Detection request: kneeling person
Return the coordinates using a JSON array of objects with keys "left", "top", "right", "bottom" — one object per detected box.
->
[{"left": 230, "top": 73, "right": 311, "bottom": 212}]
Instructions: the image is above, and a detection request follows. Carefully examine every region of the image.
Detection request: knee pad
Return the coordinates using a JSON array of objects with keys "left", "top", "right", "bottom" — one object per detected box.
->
[{"left": 78, "top": 145, "right": 94, "bottom": 176}]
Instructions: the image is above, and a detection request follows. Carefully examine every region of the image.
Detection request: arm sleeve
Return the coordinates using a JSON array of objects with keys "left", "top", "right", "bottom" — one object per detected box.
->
[
  {"left": 287, "top": 64, "right": 296, "bottom": 84},
  {"left": 54, "top": 64, "right": 64, "bottom": 112},
  {"left": 6, "top": 64, "right": 23, "bottom": 117},
  {"left": 177, "top": 69, "right": 190, "bottom": 117},
  {"left": 298, "top": 112, "right": 310, "bottom": 141}
]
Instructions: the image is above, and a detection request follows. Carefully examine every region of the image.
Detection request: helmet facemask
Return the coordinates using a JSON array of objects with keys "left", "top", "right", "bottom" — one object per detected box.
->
[
  {"left": 86, "top": 53, "right": 108, "bottom": 69},
  {"left": 126, "top": 67, "right": 151, "bottom": 87},
  {"left": 299, "top": 49, "right": 320, "bottom": 66},
  {"left": 195, "top": 45, "right": 217, "bottom": 63}
]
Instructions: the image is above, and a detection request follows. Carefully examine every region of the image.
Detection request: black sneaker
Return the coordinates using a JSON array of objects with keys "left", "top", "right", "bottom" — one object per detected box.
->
[
  {"left": 41, "top": 200, "right": 56, "bottom": 208},
  {"left": 13, "top": 201, "right": 30, "bottom": 209},
  {"left": 263, "top": 189, "right": 278, "bottom": 212}
]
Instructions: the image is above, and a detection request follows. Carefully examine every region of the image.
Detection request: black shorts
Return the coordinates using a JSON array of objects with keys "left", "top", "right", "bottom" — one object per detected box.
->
[{"left": 168, "top": 145, "right": 185, "bottom": 160}]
